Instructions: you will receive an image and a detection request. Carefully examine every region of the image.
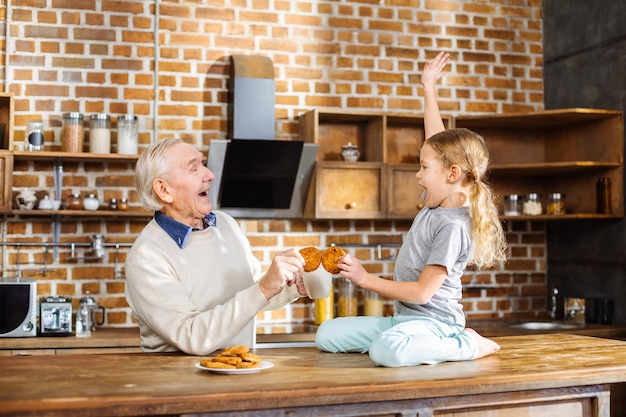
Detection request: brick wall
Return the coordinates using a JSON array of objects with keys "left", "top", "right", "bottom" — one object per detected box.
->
[{"left": 1, "top": 0, "right": 548, "bottom": 330}]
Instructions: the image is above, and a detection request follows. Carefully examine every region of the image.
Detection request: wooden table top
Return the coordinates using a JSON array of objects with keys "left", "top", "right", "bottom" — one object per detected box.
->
[{"left": 1, "top": 334, "right": 626, "bottom": 416}]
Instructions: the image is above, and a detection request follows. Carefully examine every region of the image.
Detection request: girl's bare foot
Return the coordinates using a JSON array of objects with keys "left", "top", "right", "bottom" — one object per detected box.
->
[{"left": 465, "top": 328, "right": 500, "bottom": 359}]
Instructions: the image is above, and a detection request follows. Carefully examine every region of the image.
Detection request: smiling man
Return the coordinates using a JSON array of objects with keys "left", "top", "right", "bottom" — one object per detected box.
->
[{"left": 125, "top": 138, "right": 306, "bottom": 355}]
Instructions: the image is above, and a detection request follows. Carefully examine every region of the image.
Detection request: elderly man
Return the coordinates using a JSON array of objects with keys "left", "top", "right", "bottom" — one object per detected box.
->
[{"left": 125, "top": 138, "right": 306, "bottom": 355}]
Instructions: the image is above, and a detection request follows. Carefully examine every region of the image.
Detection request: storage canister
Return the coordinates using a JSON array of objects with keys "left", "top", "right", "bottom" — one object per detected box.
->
[
  {"left": 117, "top": 114, "right": 138, "bottom": 155},
  {"left": 522, "top": 192, "right": 542, "bottom": 215},
  {"left": 546, "top": 192, "right": 565, "bottom": 215},
  {"left": 337, "top": 277, "right": 357, "bottom": 317},
  {"left": 61, "top": 112, "right": 84, "bottom": 153},
  {"left": 26, "top": 120, "right": 44, "bottom": 151},
  {"left": 503, "top": 194, "right": 521, "bottom": 216},
  {"left": 89, "top": 113, "right": 111, "bottom": 154}
]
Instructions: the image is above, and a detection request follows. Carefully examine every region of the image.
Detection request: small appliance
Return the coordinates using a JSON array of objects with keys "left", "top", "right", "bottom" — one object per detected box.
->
[
  {"left": 0, "top": 279, "right": 37, "bottom": 338},
  {"left": 40, "top": 296, "right": 72, "bottom": 336}
]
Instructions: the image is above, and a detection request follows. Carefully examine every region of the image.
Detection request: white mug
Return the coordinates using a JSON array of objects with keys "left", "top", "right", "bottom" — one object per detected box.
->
[{"left": 303, "top": 265, "right": 332, "bottom": 299}]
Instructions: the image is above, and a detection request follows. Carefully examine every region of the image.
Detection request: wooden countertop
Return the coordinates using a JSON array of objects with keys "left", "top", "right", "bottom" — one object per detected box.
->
[
  {"left": 1, "top": 321, "right": 625, "bottom": 352},
  {"left": 1, "top": 334, "right": 626, "bottom": 416}
]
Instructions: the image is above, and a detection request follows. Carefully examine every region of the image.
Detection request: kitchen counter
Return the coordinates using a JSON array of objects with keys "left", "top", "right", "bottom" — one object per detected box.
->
[
  {"left": 2, "top": 320, "right": 626, "bottom": 355},
  {"left": 1, "top": 334, "right": 625, "bottom": 416}
]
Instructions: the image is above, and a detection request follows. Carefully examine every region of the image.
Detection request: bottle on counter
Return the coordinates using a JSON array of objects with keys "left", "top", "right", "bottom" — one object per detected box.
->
[
  {"left": 61, "top": 112, "right": 84, "bottom": 153},
  {"left": 89, "top": 113, "right": 111, "bottom": 154},
  {"left": 117, "top": 114, "right": 138, "bottom": 155}
]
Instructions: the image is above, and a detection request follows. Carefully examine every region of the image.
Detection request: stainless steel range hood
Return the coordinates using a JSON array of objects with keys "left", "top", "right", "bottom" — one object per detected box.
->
[{"left": 206, "top": 54, "right": 318, "bottom": 218}]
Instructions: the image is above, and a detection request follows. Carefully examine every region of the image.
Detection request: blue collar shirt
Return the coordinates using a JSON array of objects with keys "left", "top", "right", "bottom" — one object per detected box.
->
[{"left": 154, "top": 211, "right": 217, "bottom": 249}]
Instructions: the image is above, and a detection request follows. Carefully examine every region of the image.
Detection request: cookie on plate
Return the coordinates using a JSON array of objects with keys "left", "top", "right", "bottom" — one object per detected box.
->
[
  {"left": 299, "top": 247, "right": 322, "bottom": 272},
  {"left": 322, "top": 246, "right": 346, "bottom": 274}
]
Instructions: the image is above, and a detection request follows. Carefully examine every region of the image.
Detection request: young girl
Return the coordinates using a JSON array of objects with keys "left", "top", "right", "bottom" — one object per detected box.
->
[{"left": 315, "top": 52, "right": 507, "bottom": 367}]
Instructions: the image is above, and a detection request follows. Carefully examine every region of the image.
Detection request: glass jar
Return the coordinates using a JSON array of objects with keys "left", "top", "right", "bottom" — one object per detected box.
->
[
  {"left": 522, "top": 192, "right": 542, "bottom": 215},
  {"left": 503, "top": 194, "right": 521, "bottom": 216},
  {"left": 546, "top": 192, "right": 565, "bottom": 215},
  {"left": 108, "top": 198, "right": 118, "bottom": 210},
  {"left": 364, "top": 289, "right": 383, "bottom": 316},
  {"left": 89, "top": 113, "right": 111, "bottom": 154},
  {"left": 26, "top": 120, "right": 44, "bottom": 151},
  {"left": 83, "top": 193, "right": 99, "bottom": 211},
  {"left": 117, "top": 114, "right": 138, "bottom": 155},
  {"left": 336, "top": 277, "right": 357, "bottom": 317},
  {"left": 65, "top": 193, "right": 83, "bottom": 210},
  {"left": 61, "top": 112, "right": 84, "bottom": 153},
  {"left": 312, "top": 281, "right": 334, "bottom": 325}
]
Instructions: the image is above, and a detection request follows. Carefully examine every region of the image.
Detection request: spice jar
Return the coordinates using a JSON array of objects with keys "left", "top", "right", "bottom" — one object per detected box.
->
[
  {"left": 522, "top": 193, "right": 542, "bottom": 215},
  {"left": 108, "top": 198, "right": 118, "bottom": 210},
  {"left": 117, "top": 198, "right": 128, "bottom": 211},
  {"left": 61, "top": 112, "right": 84, "bottom": 153},
  {"left": 26, "top": 120, "right": 44, "bottom": 151},
  {"left": 83, "top": 193, "right": 99, "bottom": 211},
  {"left": 89, "top": 113, "right": 111, "bottom": 154},
  {"left": 65, "top": 193, "right": 83, "bottom": 210},
  {"left": 546, "top": 193, "right": 565, "bottom": 215},
  {"left": 336, "top": 277, "right": 357, "bottom": 317},
  {"left": 117, "top": 114, "right": 138, "bottom": 155},
  {"left": 596, "top": 177, "right": 612, "bottom": 214},
  {"left": 503, "top": 194, "right": 521, "bottom": 216}
]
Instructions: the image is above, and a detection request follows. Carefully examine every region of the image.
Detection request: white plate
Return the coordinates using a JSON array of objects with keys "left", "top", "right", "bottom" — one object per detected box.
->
[{"left": 195, "top": 360, "right": 274, "bottom": 374}]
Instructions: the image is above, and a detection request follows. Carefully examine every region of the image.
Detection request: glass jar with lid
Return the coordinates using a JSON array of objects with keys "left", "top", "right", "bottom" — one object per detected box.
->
[
  {"left": 503, "top": 194, "right": 522, "bottom": 216},
  {"left": 116, "top": 114, "right": 138, "bottom": 155},
  {"left": 61, "top": 112, "right": 84, "bottom": 153},
  {"left": 26, "top": 120, "right": 45, "bottom": 151},
  {"left": 89, "top": 113, "right": 111, "bottom": 154},
  {"left": 546, "top": 193, "right": 565, "bottom": 215},
  {"left": 522, "top": 192, "right": 542, "bottom": 215}
]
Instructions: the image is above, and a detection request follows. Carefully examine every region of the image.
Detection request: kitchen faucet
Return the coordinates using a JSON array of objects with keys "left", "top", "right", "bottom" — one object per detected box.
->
[{"left": 549, "top": 286, "right": 558, "bottom": 319}]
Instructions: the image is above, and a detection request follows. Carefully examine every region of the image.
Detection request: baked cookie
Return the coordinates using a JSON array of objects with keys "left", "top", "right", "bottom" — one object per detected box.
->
[
  {"left": 200, "top": 359, "right": 236, "bottom": 369},
  {"left": 322, "top": 246, "right": 346, "bottom": 274},
  {"left": 212, "top": 355, "right": 243, "bottom": 366},
  {"left": 221, "top": 345, "right": 249, "bottom": 356},
  {"left": 299, "top": 247, "right": 322, "bottom": 272}
]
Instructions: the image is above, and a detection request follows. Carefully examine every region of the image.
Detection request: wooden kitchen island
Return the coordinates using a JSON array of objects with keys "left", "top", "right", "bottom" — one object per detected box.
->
[{"left": 1, "top": 334, "right": 626, "bottom": 417}]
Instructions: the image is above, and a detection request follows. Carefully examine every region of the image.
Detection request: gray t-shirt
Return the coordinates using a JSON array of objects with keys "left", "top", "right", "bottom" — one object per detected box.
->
[{"left": 393, "top": 205, "right": 472, "bottom": 327}]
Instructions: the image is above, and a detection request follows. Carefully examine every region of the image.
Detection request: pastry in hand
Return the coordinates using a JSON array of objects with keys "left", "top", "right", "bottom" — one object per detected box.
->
[
  {"left": 322, "top": 246, "right": 346, "bottom": 274},
  {"left": 299, "top": 247, "right": 322, "bottom": 272}
]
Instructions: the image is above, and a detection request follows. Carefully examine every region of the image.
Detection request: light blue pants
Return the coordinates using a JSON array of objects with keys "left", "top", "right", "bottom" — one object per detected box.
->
[{"left": 315, "top": 315, "right": 478, "bottom": 367}]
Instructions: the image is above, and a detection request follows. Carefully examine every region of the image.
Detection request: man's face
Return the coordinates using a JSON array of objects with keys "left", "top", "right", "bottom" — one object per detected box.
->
[{"left": 159, "top": 142, "right": 215, "bottom": 226}]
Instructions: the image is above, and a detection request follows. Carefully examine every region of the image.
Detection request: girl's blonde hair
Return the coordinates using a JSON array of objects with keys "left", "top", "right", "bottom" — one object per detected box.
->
[
  {"left": 135, "top": 138, "right": 183, "bottom": 211},
  {"left": 426, "top": 128, "right": 507, "bottom": 269}
]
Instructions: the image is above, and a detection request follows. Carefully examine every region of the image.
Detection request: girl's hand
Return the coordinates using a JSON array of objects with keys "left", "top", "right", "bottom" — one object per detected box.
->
[
  {"left": 337, "top": 253, "right": 369, "bottom": 287},
  {"left": 421, "top": 51, "right": 450, "bottom": 90}
]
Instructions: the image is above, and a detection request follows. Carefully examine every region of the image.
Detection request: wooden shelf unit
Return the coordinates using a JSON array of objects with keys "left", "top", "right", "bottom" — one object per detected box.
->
[
  {"left": 299, "top": 109, "right": 450, "bottom": 219},
  {"left": 456, "top": 108, "right": 624, "bottom": 219}
]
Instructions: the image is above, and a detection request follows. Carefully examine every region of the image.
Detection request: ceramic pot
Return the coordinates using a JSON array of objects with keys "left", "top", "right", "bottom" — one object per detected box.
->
[
  {"left": 340, "top": 142, "right": 360, "bottom": 162},
  {"left": 16, "top": 189, "right": 37, "bottom": 210}
]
